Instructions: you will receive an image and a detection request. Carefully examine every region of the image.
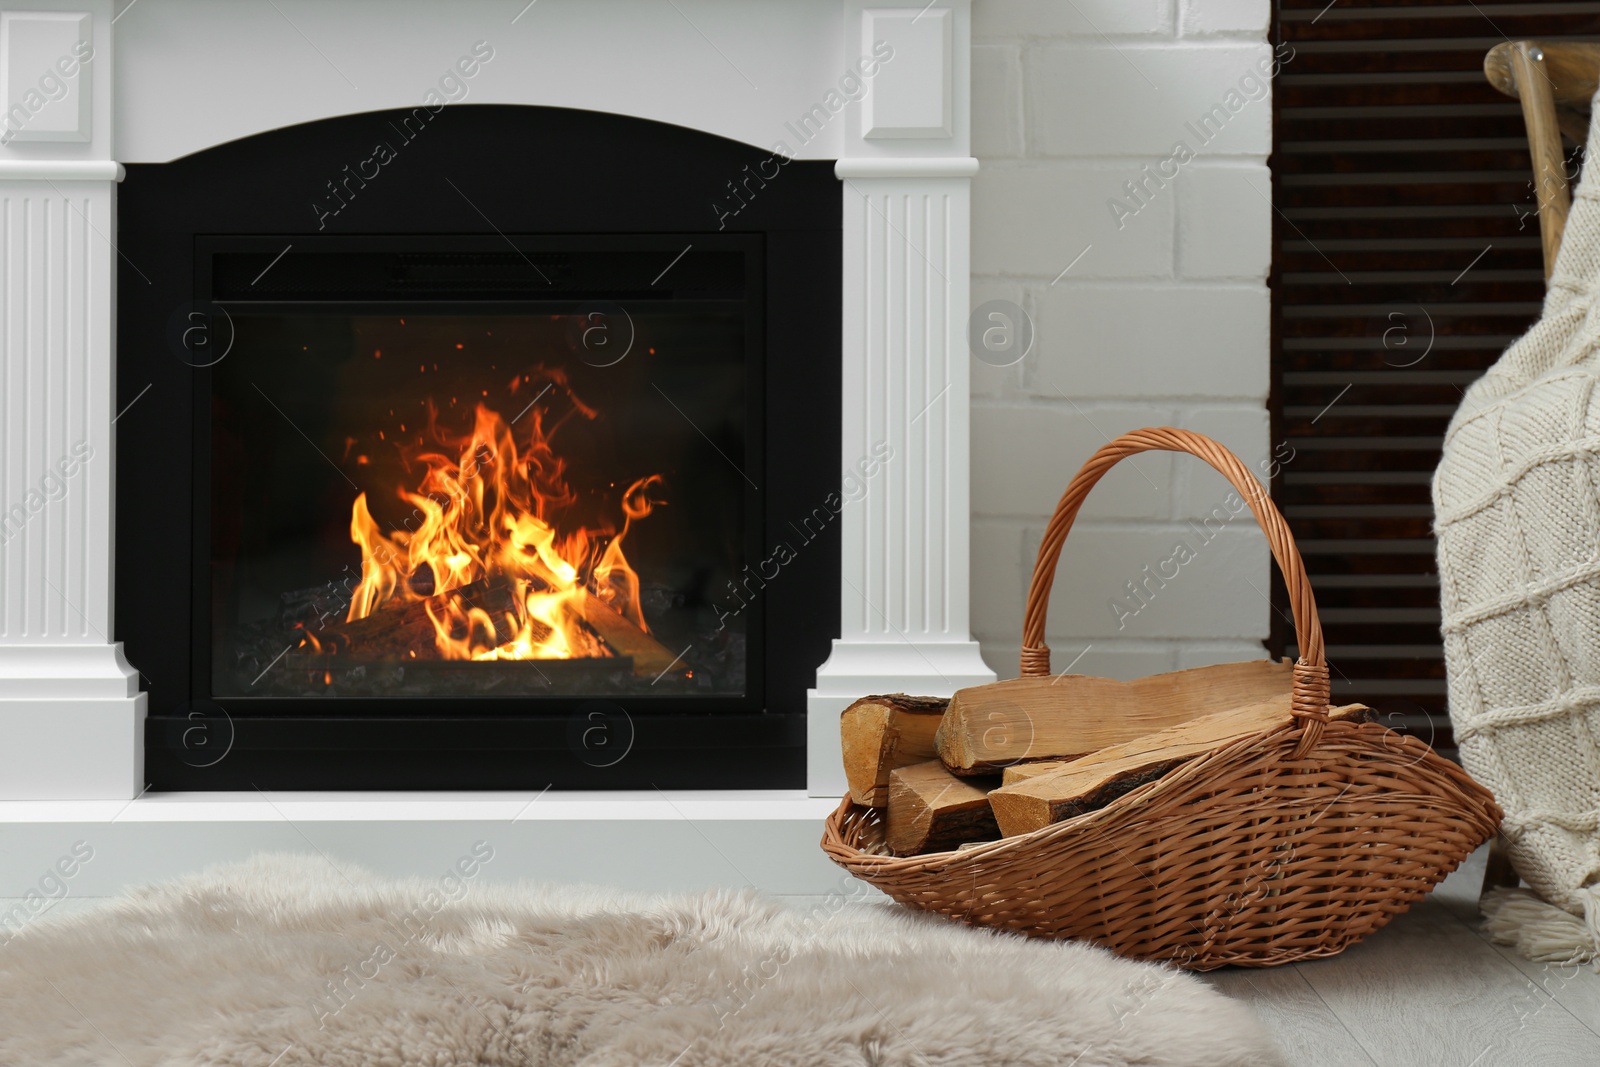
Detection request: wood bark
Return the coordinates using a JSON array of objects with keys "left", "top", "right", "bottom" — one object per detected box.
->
[
  {"left": 885, "top": 760, "right": 1000, "bottom": 855},
  {"left": 935, "top": 659, "right": 1296, "bottom": 776},
  {"left": 988, "top": 700, "right": 1370, "bottom": 837},
  {"left": 840, "top": 694, "right": 949, "bottom": 806}
]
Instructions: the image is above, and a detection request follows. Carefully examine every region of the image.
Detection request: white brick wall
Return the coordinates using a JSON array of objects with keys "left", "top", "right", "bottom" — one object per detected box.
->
[{"left": 969, "top": 0, "right": 1274, "bottom": 681}]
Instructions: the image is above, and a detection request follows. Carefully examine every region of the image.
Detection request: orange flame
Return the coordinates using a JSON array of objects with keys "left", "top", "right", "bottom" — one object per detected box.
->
[{"left": 343, "top": 377, "right": 661, "bottom": 661}]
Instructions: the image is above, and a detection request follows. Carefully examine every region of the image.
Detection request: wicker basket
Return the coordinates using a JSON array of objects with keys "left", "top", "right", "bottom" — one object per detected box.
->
[{"left": 822, "top": 427, "right": 1502, "bottom": 970}]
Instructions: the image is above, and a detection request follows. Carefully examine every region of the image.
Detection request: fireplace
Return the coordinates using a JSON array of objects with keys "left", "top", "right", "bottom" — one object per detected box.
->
[
  {"left": 0, "top": 0, "right": 991, "bottom": 805},
  {"left": 116, "top": 106, "right": 839, "bottom": 789}
]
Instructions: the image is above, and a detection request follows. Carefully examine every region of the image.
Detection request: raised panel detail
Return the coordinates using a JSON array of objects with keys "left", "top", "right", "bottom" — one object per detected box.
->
[
  {"left": 0, "top": 12, "right": 93, "bottom": 145},
  {"left": 862, "top": 8, "right": 952, "bottom": 139}
]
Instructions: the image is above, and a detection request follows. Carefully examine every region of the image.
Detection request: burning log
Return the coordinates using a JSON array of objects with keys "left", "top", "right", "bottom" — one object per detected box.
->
[
  {"left": 302, "top": 573, "right": 681, "bottom": 679},
  {"left": 309, "top": 576, "right": 536, "bottom": 660},
  {"left": 336, "top": 385, "right": 668, "bottom": 666},
  {"left": 578, "top": 592, "right": 683, "bottom": 679}
]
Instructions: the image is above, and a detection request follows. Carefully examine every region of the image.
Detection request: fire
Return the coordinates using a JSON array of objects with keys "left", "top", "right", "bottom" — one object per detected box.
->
[{"left": 340, "top": 375, "right": 662, "bottom": 662}]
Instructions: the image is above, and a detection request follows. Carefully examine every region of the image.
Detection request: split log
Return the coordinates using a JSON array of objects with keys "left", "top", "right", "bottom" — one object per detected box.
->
[
  {"left": 310, "top": 576, "right": 529, "bottom": 659},
  {"left": 840, "top": 694, "right": 949, "bottom": 806},
  {"left": 935, "top": 659, "right": 1296, "bottom": 776},
  {"left": 1000, "top": 761, "right": 1068, "bottom": 787},
  {"left": 996, "top": 703, "right": 1370, "bottom": 786},
  {"left": 578, "top": 592, "right": 683, "bottom": 679},
  {"left": 988, "top": 700, "right": 1370, "bottom": 837},
  {"left": 306, "top": 580, "right": 675, "bottom": 677},
  {"left": 992, "top": 703, "right": 1356, "bottom": 790},
  {"left": 885, "top": 760, "right": 1000, "bottom": 855}
]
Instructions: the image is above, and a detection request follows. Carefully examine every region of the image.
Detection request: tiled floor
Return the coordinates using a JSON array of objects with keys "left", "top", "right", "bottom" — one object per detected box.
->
[
  {"left": 783, "top": 844, "right": 1600, "bottom": 1066},
  {"left": 1202, "top": 846, "right": 1600, "bottom": 1066},
  {"left": 785, "top": 846, "right": 1600, "bottom": 1065}
]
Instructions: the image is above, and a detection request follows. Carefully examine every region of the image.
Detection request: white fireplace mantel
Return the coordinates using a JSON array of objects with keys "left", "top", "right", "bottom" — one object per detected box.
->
[{"left": 0, "top": 0, "right": 991, "bottom": 828}]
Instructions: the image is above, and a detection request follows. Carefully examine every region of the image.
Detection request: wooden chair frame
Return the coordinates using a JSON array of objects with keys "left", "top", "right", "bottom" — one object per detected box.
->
[{"left": 1485, "top": 41, "right": 1600, "bottom": 276}]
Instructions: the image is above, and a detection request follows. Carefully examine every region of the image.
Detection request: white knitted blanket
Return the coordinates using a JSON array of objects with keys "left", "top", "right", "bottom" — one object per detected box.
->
[{"left": 1434, "top": 97, "right": 1600, "bottom": 964}]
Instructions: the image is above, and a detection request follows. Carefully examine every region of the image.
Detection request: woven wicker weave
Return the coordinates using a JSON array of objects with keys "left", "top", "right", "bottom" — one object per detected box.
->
[{"left": 822, "top": 428, "right": 1502, "bottom": 969}]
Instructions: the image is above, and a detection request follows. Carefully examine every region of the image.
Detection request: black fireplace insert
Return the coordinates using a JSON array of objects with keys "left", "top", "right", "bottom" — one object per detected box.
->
[{"left": 116, "top": 106, "right": 840, "bottom": 789}]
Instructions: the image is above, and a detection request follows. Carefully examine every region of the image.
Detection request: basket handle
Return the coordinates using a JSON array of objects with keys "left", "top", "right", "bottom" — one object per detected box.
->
[{"left": 1020, "top": 428, "right": 1330, "bottom": 754}]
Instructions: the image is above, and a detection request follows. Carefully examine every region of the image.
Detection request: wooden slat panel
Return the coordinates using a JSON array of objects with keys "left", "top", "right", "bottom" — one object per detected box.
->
[
  {"left": 1276, "top": 82, "right": 1512, "bottom": 108},
  {"left": 1269, "top": 1, "right": 1600, "bottom": 753},
  {"left": 1279, "top": 482, "right": 1433, "bottom": 506},
  {"left": 1280, "top": 113, "right": 1541, "bottom": 139},
  {"left": 1282, "top": 11, "right": 1600, "bottom": 44},
  {"left": 1276, "top": 150, "right": 1542, "bottom": 174}
]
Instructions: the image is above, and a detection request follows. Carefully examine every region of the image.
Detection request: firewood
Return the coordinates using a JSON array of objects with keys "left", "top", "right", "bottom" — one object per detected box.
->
[
  {"left": 988, "top": 700, "right": 1370, "bottom": 837},
  {"left": 934, "top": 659, "right": 1296, "bottom": 776},
  {"left": 996, "top": 704, "right": 1370, "bottom": 786},
  {"left": 577, "top": 591, "right": 683, "bottom": 678},
  {"left": 1000, "top": 761, "right": 1067, "bottom": 786},
  {"left": 312, "top": 576, "right": 529, "bottom": 658},
  {"left": 992, "top": 703, "right": 1369, "bottom": 790},
  {"left": 840, "top": 694, "right": 949, "bottom": 806},
  {"left": 886, "top": 760, "right": 1000, "bottom": 855}
]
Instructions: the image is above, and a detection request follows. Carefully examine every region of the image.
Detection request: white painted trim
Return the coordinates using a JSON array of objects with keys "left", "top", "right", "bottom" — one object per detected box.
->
[
  {"left": 807, "top": 156, "right": 994, "bottom": 794},
  {"left": 111, "top": 1, "right": 851, "bottom": 163},
  {"left": 0, "top": 11, "right": 94, "bottom": 144},
  {"left": 0, "top": 791, "right": 856, "bottom": 896},
  {"left": 0, "top": 644, "right": 141, "bottom": 698},
  {"left": 0, "top": 159, "right": 122, "bottom": 180},
  {"left": 835, "top": 156, "right": 978, "bottom": 178},
  {"left": 0, "top": 158, "right": 141, "bottom": 800},
  {"left": 807, "top": 3, "right": 986, "bottom": 796},
  {"left": 0, "top": 697, "right": 146, "bottom": 802},
  {"left": 860, "top": 7, "right": 953, "bottom": 139},
  {"left": 0, "top": 789, "right": 838, "bottom": 823}
]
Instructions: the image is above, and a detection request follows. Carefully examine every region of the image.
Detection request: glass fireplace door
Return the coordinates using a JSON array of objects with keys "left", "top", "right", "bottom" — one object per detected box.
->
[{"left": 201, "top": 238, "right": 760, "bottom": 710}]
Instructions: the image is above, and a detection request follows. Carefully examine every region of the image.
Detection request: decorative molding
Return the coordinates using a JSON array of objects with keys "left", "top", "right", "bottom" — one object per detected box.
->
[
  {"left": 860, "top": 7, "right": 953, "bottom": 139},
  {"left": 804, "top": 1, "right": 983, "bottom": 796},
  {"left": 112, "top": 1, "right": 854, "bottom": 163},
  {"left": 835, "top": 156, "right": 978, "bottom": 179},
  {"left": 0, "top": 180, "right": 114, "bottom": 642},
  {"left": 0, "top": 11, "right": 93, "bottom": 144},
  {"left": 806, "top": 167, "right": 994, "bottom": 794},
  {"left": 0, "top": 644, "right": 140, "bottom": 698},
  {"left": 0, "top": 685, "right": 145, "bottom": 800},
  {"left": 0, "top": 160, "right": 122, "bottom": 180},
  {"left": 0, "top": 132, "right": 143, "bottom": 799}
]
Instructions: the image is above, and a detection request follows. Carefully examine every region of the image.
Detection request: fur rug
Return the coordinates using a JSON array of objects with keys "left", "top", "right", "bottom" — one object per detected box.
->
[{"left": 0, "top": 852, "right": 1283, "bottom": 1066}]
